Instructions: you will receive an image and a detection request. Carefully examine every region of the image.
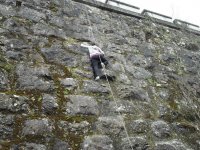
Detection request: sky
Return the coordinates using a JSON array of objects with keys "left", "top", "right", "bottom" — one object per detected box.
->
[{"left": 97, "top": 0, "right": 200, "bottom": 27}]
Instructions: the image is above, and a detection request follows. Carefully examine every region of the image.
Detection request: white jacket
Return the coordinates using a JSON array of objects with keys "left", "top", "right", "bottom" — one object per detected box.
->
[{"left": 81, "top": 44, "right": 104, "bottom": 58}]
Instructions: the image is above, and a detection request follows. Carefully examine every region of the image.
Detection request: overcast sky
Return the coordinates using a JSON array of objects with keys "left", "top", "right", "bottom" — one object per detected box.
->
[{"left": 97, "top": 0, "right": 200, "bottom": 27}]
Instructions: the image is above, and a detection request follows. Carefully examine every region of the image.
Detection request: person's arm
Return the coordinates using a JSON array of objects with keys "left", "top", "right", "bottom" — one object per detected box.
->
[
  {"left": 81, "top": 43, "right": 90, "bottom": 48},
  {"left": 97, "top": 47, "right": 105, "bottom": 55},
  {"left": 80, "top": 44, "right": 90, "bottom": 53}
]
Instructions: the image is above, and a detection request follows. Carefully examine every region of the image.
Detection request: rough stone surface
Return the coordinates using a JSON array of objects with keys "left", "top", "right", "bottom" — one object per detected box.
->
[
  {"left": 108, "top": 100, "right": 136, "bottom": 114},
  {"left": 125, "top": 65, "right": 152, "bottom": 79},
  {"left": 53, "top": 139, "right": 71, "bottom": 150},
  {"left": 58, "top": 120, "right": 90, "bottom": 134},
  {"left": 60, "top": 78, "right": 78, "bottom": 90},
  {"left": 0, "top": 94, "right": 29, "bottom": 113},
  {"left": 82, "top": 80, "right": 110, "bottom": 94},
  {"left": 16, "top": 64, "right": 54, "bottom": 92},
  {"left": 32, "top": 23, "right": 67, "bottom": 39},
  {"left": 22, "top": 119, "right": 53, "bottom": 137},
  {"left": 155, "top": 140, "right": 190, "bottom": 150},
  {"left": 18, "top": 7, "right": 46, "bottom": 22},
  {"left": 0, "top": 0, "right": 199, "bottom": 149},
  {"left": 130, "top": 119, "right": 150, "bottom": 133},
  {"left": 96, "top": 116, "right": 124, "bottom": 135},
  {"left": 41, "top": 46, "right": 78, "bottom": 67},
  {"left": 151, "top": 120, "right": 172, "bottom": 139},
  {"left": 42, "top": 94, "right": 58, "bottom": 114},
  {"left": 117, "top": 85, "right": 150, "bottom": 102},
  {"left": 0, "top": 69, "right": 9, "bottom": 90},
  {"left": 14, "top": 143, "right": 47, "bottom": 150},
  {"left": 121, "top": 136, "right": 149, "bottom": 150},
  {"left": 65, "top": 95, "right": 99, "bottom": 116},
  {"left": 0, "top": 113, "right": 15, "bottom": 140},
  {"left": 82, "top": 135, "right": 114, "bottom": 150},
  {"left": 0, "top": 4, "right": 16, "bottom": 16}
]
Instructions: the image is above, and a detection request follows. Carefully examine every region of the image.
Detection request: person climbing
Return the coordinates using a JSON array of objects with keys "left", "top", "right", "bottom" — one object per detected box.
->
[{"left": 81, "top": 42, "right": 109, "bottom": 80}]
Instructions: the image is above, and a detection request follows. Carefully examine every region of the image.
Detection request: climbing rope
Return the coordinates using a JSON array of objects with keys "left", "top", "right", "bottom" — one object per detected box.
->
[{"left": 85, "top": 10, "right": 134, "bottom": 150}]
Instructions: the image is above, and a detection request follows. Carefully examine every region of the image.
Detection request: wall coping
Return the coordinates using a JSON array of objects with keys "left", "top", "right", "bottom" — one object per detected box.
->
[{"left": 76, "top": 0, "right": 200, "bottom": 36}]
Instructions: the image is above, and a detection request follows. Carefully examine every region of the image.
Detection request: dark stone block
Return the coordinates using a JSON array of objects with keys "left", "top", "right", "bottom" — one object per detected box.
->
[
  {"left": 53, "top": 139, "right": 71, "bottom": 150},
  {"left": 0, "top": 94, "right": 29, "bottom": 113},
  {"left": 65, "top": 95, "right": 99, "bottom": 116},
  {"left": 82, "top": 135, "right": 113, "bottom": 150},
  {"left": 22, "top": 119, "right": 53, "bottom": 137},
  {"left": 42, "top": 94, "right": 58, "bottom": 114}
]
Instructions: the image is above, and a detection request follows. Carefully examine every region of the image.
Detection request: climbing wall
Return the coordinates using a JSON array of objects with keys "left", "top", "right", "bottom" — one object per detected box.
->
[{"left": 0, "top": 0, "right": 200, "bottom": 149}]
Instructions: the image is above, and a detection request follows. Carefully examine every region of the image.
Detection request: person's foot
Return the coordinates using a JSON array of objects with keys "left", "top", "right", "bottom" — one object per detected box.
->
[{"left": 95, "top": 76, "right": 100, "bottom": 81}]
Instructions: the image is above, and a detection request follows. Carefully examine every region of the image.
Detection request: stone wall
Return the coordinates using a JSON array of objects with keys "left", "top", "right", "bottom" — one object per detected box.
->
[{"left": 0, "top": 0, "right": 200, "bottom": 149}]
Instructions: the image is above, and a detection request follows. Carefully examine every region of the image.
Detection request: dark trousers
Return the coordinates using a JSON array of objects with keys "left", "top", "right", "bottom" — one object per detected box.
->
[{"left": 91, "top": 55, "right": 108, "bottom": 78}]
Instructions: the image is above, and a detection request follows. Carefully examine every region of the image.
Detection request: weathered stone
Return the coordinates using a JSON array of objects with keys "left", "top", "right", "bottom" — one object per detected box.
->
[
  {"left": 4, "top": 0, "right": 16, "bottom": 6},
  {"left": 96, "top": 116, "right": 124, "bottom": 135},
  {"left": 0, "top": 113, "right": 15, "bottom": 140},
  {"left": 0, "top": 27, "right": 7, "bottom": 34},
  {"left": 2, "top": 18, "right": 28, "bottom": 34},
  {"left": 179, "top": 52, "right": 197, "bottom": 70},
  {"left": 82, "top": 135, "right": 114, "bottom": 150},
  {"left": 121, "top": 136, "right": 149, "bottom": 150},
  {"left": 0, "top": 4, "right": 16, "bottom": 16},
  {"left": 0, "top": 94, "right": 29, "bottom": 113},
  {"left": 160, "top": 53, "right": 176, "bottom": 64},
  {"left": 130, "top": 119, "right": 150, "bottom": 133},
  {"left": 16, "top": 64, "right": 54, "bottom": 92},
  {"left": 158, "top": 105, "right": 180, "bottom": 122},
  {"left": 118, "top": 73, "right": 131, "bottom": 84},
  {"left": 82, "top": 80, "right": 110, "bottom": 94},
  {"left": 32, "top": 23, "right": 66, "bottom": 39},
  {"left": 74, "top": 69, "right": 93, "bottom": 79},
  {"left": 53, "top": 139, "right": 71, "bottom": 150},
  {"left": 0, "top": 69, "right": 9, "bottom": 90},
  {"left": 185, "top": 43, "right": 199, "bottom": 51},
  {"left": 58, "top": 120, "right": 90, "bottom": 134},
  {"left": 158, "top": 88, "right": 170, "bottom": 100},
  {"left": 117, "top": 85, "right": 150, "bottom": 102},
  {"left": 155, "top": 140, "right": 191, "bottom": 150},
  {"left": 0, "top": 0, "right": 200, "bottom": 148},
  {"left": 49, "top": 16, "right": 65, "bottom": 28},
  {"left": 125, "top": 65, "right": 152, "bottom": 79},
  {"left": 139, "top": 43, "right": 157, "bottom": 57},
  {"left": 17, "top": 143, "right": 47, "bottom": 150},
  {"left": 172, "top": 122, "right": 197, "bottom": 135},
  {"left": 62, "top": 0, "right": 89, "bottom": 18},
  {"left": 108, "top": 100, "right": 136, "bottom": 114},
  {"left": 18, "top": 7, "right": 46, "bottom": 22},
  {"left": 111, "top": 62, "right": 125, "bottom": 73},
  {"left": 41, "top": 46, "right": 78, "bottom": 67},
  {"left": 127, "top": 54, "right": 152, "bottom": 68},
  {"left": 22, "top": 119, "right": 53, "bottom": 137},
  {"left": 5, "top": 51, "right": 24, "bottom": 61},
  {"left": 151, "top": 120, "right": 171, "bottom": 139},
  {"left": 60, "top": 78, "right": 78, "bottom": 90},
  {"left": 42, "top": 94, "right": 58, "bottom": 114},
  {"left": 131, "top": 79, "right": 148, "bottom": 88},
  {"left": 5, "top": 39, "right": 29, "bottom": 50},
  {"left": 21, "top": 0, "right": 50, "bottom": 8},
  {"left": 65, "top": 95, "right": 99, "bottom": 116}
]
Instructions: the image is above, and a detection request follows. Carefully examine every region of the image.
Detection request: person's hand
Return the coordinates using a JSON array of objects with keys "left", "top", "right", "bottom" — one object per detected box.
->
[{"left": 101, "top": 62, "right": 105, "bottom": 68}]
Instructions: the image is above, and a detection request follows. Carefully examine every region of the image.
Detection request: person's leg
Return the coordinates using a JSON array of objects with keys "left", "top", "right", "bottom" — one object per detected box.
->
[
  {"left": 91, "top": 58, "right": 102, "bottom": 78},
  {"left": 99, "top": 55, "right": 108, "bottom": 66}
]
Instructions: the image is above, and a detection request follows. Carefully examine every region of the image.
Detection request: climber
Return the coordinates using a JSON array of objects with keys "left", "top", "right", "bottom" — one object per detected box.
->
[{"left": 81, "top": 42, "right": 108, "bottom": 80}]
